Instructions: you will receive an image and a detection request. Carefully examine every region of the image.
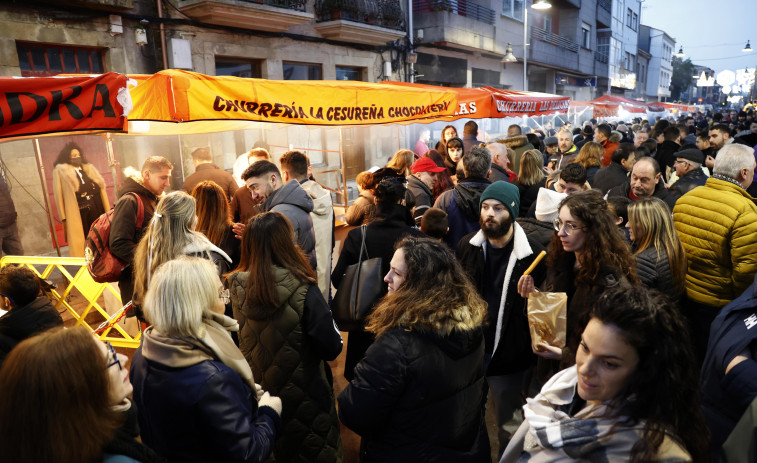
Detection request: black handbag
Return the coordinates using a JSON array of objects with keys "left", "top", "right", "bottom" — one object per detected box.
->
[{"left": 331, "top": 225, "right": 383, "bottom": 331}]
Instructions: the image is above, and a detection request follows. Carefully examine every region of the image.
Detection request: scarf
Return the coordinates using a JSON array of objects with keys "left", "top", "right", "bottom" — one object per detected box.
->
[{"left": 141, "top": 311, "right": 255, "bottom": 391}]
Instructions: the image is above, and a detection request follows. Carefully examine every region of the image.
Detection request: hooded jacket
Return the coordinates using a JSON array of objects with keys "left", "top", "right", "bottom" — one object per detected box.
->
[
  {"left": 600, "top": 139, "right": 620, "bottom": 167},
  {"left": 0, "top": 296, "right": 63, "bottom": 366},
  {"left": 496, "top": 135, "right": 535, "bottom": 175},
  {"left": 673, "top": 177, "right": 757, "bottom": 308},
  {"left": 434, "top": 178, "right": 491, "bottom": 250},
  {"left": 338, "top": 312, "right": 489, "bottom": 462},
  {"left": 229, "top": 267, "right": 344, "bottom": 463},
  {"left": 456, "top": 225, "right": 546, "bottom": 375},
  {"left": 263, "top": 180, "right": 316, "bottom": 269},
  {"left": 301, "top": 179, "right": 334, "bottom": 300}
]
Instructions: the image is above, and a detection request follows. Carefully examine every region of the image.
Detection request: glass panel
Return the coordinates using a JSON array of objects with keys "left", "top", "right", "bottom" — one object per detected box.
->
[
  {"left": 16, "top": 45, "right": 30, "bottom": 71},
  {"left": 91, "top": 51, "right": 103, "bottom": 73},
  {"left": 283, "top": 62, "right": 322, "bottom": 81},
  {"left": 336, "top": 66, "right": 362, "bottom": 81},
  {"left": 63, "top": 49, "right": 76, "bottom": 72},
  {"left": 47, "top": 48, "right": 62, "bottom": 72},
  {"left": 31, "top": 47, "right": 46, "bottom": 71},
  {"left": 76, "top": 49, "right": 90, "bottom": 73}
]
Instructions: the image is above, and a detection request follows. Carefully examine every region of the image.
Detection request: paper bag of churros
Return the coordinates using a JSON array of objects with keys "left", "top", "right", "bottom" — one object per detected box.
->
[{"left": 527, "top": 292, "right": 567, "bottom": 350}]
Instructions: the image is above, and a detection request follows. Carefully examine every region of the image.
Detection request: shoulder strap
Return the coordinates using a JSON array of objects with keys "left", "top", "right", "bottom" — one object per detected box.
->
[
  {"left": 358, "top": 224, "right": 369, "bottom": 262},
  {"left": 126, "top": 192, "right": 145, "bottom": 228}
]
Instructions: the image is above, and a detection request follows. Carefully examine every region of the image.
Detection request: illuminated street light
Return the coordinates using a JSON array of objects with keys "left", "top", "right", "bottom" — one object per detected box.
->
[
  {"left": 675, "top": 47, "right": 685, "bottom": 58},
  {"left": 743, "top": 40, "right": 752, "bottom": 52}
]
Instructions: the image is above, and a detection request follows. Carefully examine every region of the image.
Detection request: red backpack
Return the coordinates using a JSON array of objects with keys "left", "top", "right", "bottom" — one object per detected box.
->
[{"left": 84, "top": 193, "right": 144, "bottom": 283}]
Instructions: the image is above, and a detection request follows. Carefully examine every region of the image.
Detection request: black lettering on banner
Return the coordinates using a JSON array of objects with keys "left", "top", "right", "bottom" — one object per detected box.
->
[
  {"left": 7, "top": 92, "right": 48, "bottom": 125},
  {"left": 49, "top": 86, "right": 84, "bottom": 121},
  {"left": 246, "top": 102, "right": 258, "bottom": 113},
  {"left": 87, "top": 84, "right": 115, "bottom": 118},
  {"left": 258, "top": 103, "right": 271, "bottom": 118},
  {"left": 213, "top": 95, "right": 225, "bottom": 111},
  {"left": 270, "top": 103, "right": 283, "bottom": 118}
]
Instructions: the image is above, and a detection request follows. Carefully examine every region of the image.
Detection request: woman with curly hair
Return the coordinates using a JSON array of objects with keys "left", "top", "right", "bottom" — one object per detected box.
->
[
  {"left": 191, "top": 180, "right": 241, "bottom": 269},
  {"left": 626, "top": 197, "right": 686, "bottom": 302},
  {"left": 338, "top": 237, "right": 490, "bottom": 462},
  {"left": 515, "top": 149, "right": 546, "bottom": 217},
  {"left": 502, "top": 286, "right": 708, "bottom": 462},
  {"left": 569, "top": 141, "right": 604, "bottom": 185},
  {"left": 386, "top": 149, "right": 415, "bottom": 177},
  {"left": 518, "top": 189, "right": 638, "bottom": 368}
]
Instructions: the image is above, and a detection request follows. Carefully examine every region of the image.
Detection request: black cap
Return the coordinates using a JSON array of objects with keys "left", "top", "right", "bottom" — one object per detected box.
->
[{"left": 676, "top": 148, "right": 704, "bottom": 164}]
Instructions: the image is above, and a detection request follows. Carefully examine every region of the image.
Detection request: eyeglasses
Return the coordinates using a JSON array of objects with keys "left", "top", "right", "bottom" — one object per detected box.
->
[
  {"left": 219, "top": 287, "right": 230, "bottom": 305},
  {"left": 104, "top": 341, "right": 122, "bottom": 371},
  {"left": 553, "top": 219, "right": 585, "bottom": 236}
]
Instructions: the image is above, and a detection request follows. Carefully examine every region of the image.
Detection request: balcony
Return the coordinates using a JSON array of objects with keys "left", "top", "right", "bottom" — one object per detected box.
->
[
  {"left": 34, "top": 0, "right": 134, "bottom": 11},
  {"left": 412, "top": 0, "right": 496, "bottom": 53},
  {"left": 596, "top": 0, "right": 611, "bottom": 27},
  {"left": 413, "top": 0, "right": 495, "bottom": 26},
  {"left": 532, "top": 27, "right": 579, "bottom": 52},
  {"left": 313, "top": 0, "right": 406, "bottom": 46},
  {"left": 177, "top": 0, "right": 313, "bottom": 32}
]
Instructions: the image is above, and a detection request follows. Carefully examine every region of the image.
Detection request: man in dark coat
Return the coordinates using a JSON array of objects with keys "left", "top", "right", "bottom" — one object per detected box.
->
[
  {"left": 655, "top": 126, "right": 682, "bottom": 182},
  {"left": 591, "top": 143, "right": 635, "bottom": 194},
  {"left": 496, "top": 124, "right": 535, "bottom": 175},
  {"left": 0, "top": 174, "right": 23, "bottom": 257},
  {"left": 669, "top": 148, "right": 708, "bottom": 198},
  {"left": 607, "top": 157, "right": 677, "bottom": 210},
  {"left": 0, "top": 266, "right": 63, "bottom": 366},
  {"left": 242, "top": 160, "right": 316, "bottom": 269},
  {"left": 487, "top": 143, "right": 516, "bottom": 183},
  {"left": 462, "top": 120, "right": 484, "bottom": 154},
  {"left": 111, "top": 156, "right": 172, "bottom": 306},
  {"left": 182, "top": 147, "right": 237, "bottom": 200},
  {"left": 434, "top": 146, "right": 492, "bottom": 250},
  {"left": 407, "top": 157, "right": 444, "bottom": 224},
  {"left": 456, "top": 181, "right": 546, "bottom": 455}
]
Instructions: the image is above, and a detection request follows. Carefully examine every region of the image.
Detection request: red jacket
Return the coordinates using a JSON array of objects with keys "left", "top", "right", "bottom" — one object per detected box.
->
[{"left": 600, "top": 140, "right": 620, "bottom": 167}]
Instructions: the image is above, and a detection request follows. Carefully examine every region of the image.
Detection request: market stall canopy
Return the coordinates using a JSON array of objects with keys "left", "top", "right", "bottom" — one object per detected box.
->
[
  {"left": 0, "top": 73, "right": 129, "bottom": 141},
  {"left": 589, "top": 94, "right": 648, "bottom": 117},
  {"left": 382, "top": 82, "right": 571, "bottom": 120},
  {"left": 126, "top": 70, "right": 459, "bottom": 134},
  {"left": 648, "top": 102, "right": 697, "bottom": 114}
]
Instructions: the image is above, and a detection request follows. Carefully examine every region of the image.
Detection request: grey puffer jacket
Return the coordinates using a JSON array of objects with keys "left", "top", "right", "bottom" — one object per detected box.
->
[
  {"left": 635, "top": 246, "right": 681, "bottom": 301},
  {"left": 264, "top": 180, "right": 316, "bottom": 269}
]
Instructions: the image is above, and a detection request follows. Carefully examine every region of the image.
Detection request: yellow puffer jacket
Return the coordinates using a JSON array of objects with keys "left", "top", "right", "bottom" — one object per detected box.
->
[{"left": 673, "top": 178, "right": 757, "bottom": 308}]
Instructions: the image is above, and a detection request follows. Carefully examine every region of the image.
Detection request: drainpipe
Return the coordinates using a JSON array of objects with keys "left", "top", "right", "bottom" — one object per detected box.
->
[
  {"left": 157, "top": 0, "right": 169, "bottom": 70},
  {"left": 408, "top": 0, "right": 414, "bottom": 83}
]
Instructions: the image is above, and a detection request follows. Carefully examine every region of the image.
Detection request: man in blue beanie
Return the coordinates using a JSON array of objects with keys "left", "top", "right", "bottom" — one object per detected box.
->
[{"left": 455, "top": 181, "right": 547, "bottom": 457}]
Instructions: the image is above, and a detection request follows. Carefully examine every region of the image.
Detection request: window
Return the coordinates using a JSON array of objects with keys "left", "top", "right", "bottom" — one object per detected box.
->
[
  {"left": 215, "top": 58, "right": 262, "bottom": 78},
  {"left": 502, "top": 0, "right": 524, "bottom": 21},
  {"left": 641, "top": 64, "right": 645, "bottom": 83},
  {"left": 16, "top": 42, "right": 105, "bottom": 77},
  {"left": 472, "top": 68, "right": 500, "bottom": 87},
  {"left": 282, "top": 62, "right": 322, "bottom": 80},
  {"left": 543, "top": 14, "right": 552, "bottom": 33},
  {"left": 581, "top": 23, "right": 591, "bottom": 49},
  {"left": 632, "top": 13, "right": 638, "bottom": 31},
  {"left": 336, "top": 66, "right": 363, "bottom": 81},
  {"left": 626, "top": 8, "right": 632, "bottom": 28}
]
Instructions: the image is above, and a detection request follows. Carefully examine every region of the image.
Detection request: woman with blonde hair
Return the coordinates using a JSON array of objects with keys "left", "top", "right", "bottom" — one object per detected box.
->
[
  {"left": 130, "top": 256, "right": 281, "bottom": 462},
  {"left": 131, "top": 191, "right": 231, "bottom": 320},
  {"left": 515, "top": 149, "right": 547, "bottom": 216},
  {"left": 338, "top": 237, "right": 490, "bottom": 462},
  {"left": 229, "top": 212, "right": 343, "bottom": 463},
  {"left": 626, "top": 197, "right": 686, "bottom": 301},
  {"left": 191, "top": 180, "right": 240, "bottom": 268},
  {"left": 569, "top": 141, "right": 604, "bottom": 185},
  {"left": 386, "top": 149, "right": 415, "bottom": 177}
]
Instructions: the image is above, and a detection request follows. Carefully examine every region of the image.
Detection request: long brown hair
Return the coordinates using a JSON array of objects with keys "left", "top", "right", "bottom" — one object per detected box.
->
[
  {"left": 365, "top": 237, "right": 486, "bottom": 337},
  {"left": 192, "top": 180, "right": 233, "bottom": 248},
  {"left": 234, "top": 212, "right": 316, "bottom": 309},
  {"left": 0, "top": 327, "right": 122, "bottom": 463},
  {"left": 548, "top": 190, "right": 639, "bottom": 285},
  {"left": 570, "top": 141, "right": 603, "bottom": 169}
]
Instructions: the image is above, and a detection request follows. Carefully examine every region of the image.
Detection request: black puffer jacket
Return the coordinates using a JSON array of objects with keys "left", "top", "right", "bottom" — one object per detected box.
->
[
  {"left": 0, "top": 296, "right": 63, "bottom": 366},
  {"left": 229, "top": 268, "right": 344, "bottom": 463},
  {"left": 516, "top": 218, "right": 554, "bottom": 249},
  {"left": 591, "top": 162, "right": 628, "bottom": 194},
  {"left": 669, "top": 167, "right": 707, "bottom": 198},
  {"left": 338, "top": 325, "right": 489, "bottom": 463},
  {"left": 635, "top": 246, "right": 681, "bottom": 301}
]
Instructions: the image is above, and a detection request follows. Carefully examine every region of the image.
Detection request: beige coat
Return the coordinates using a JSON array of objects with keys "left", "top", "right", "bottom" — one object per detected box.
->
[{"left": 52, "top": 163, "right": 109, "bottom": 257}]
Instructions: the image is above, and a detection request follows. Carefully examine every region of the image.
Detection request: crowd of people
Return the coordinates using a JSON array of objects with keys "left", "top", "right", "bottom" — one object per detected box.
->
[{"left": 0, "top": 108, "right": 756, "bottom": 462}]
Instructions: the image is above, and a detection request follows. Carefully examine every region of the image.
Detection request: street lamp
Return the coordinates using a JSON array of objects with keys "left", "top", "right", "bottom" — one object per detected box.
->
[
  {"left": 520, "top": 0, "right": 552, "bottom": 91},
  {"left": 502, "top": 43, "right": 517, "bottom": 63},
  {"left": 675, "top": 46, "right": 685, "bottom": 58},
  {"left": 743, "top": 40, "right": 752, "bottom": 52}
]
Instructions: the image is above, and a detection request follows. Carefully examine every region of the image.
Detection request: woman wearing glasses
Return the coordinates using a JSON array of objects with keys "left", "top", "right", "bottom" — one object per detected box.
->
[
  {"left": 130, "top": 256, "right": 281, "bottom": 463},
  {"left": 229, "top": 212, "right": 343, "bottom": 463},
  {"left": 518, "top": 190, "right": 638, "bottom": 369},
  {"left": 0, "top": 326, "right": 162, "bottom": 463}
]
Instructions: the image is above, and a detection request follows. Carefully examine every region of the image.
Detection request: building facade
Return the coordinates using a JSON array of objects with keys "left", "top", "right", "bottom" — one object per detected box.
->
[
  {"left": 639, "top": 24, "right": 675, "bottom": 102},
  {"left": 596, "top": 0, "right": 640, "bottom": 98}
]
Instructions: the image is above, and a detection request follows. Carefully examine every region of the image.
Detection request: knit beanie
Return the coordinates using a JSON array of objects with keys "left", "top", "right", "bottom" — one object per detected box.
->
[{"left": 479, "top": 181, "right": 520, "bottom": 219}]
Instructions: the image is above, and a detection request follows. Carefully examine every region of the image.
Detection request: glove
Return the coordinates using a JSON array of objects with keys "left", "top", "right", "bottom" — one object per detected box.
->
[
  {"left": 258, "top": 391, "right": 282, "bottom": 417},
  {"left": 254, "top": 383, "right": 264, "bottom": 400}
]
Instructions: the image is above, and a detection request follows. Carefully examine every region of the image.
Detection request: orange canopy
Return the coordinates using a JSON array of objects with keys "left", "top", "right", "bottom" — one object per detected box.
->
[
  {"left": 589, "top": 95, "right": 648, "bottom": 116},
  {"left": 126, "top": 70, "right": 458, "bottom": 133},
  {"left": 0, "top": 73, "right": 128, "bottom": 140},
  {"left": 648, "top": 102, "right": 697, "bottom": 113}
]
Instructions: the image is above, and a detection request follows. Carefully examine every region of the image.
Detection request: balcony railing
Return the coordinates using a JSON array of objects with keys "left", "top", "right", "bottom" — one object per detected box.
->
[
  {"left": 315, "top": 0, "right": 406, "bottom": 31},
  {"left": 594, "top": 51, "right": 609, "bottom": 63},
  {"left": 598, "top": 0, "right": 611, "bottom": 12},
  {"left": 413, "top": 0, "right": 495, "bottom": 26},
  {"left": 532, "top": 26, "right": 579, "bottom": 52},
  {"left": 241, "top": 0, "right": 306, "bottom": 11}
]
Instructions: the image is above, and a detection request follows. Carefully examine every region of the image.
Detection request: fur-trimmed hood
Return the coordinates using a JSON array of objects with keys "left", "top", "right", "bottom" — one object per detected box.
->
[
  {"left": 396, "top": 297, "right": 485, "bottom": 340},
  {"left": 493, "top": 135, "right": 530, "bottom": 149},
  {"left": 53, "top": 162, "right": 106, "bottom": 193}
]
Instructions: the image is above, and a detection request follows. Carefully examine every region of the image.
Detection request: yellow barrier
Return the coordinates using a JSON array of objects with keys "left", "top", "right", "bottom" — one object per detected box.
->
[{"left": 0, "top": 256, "right": 140, "bottom": 349}]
